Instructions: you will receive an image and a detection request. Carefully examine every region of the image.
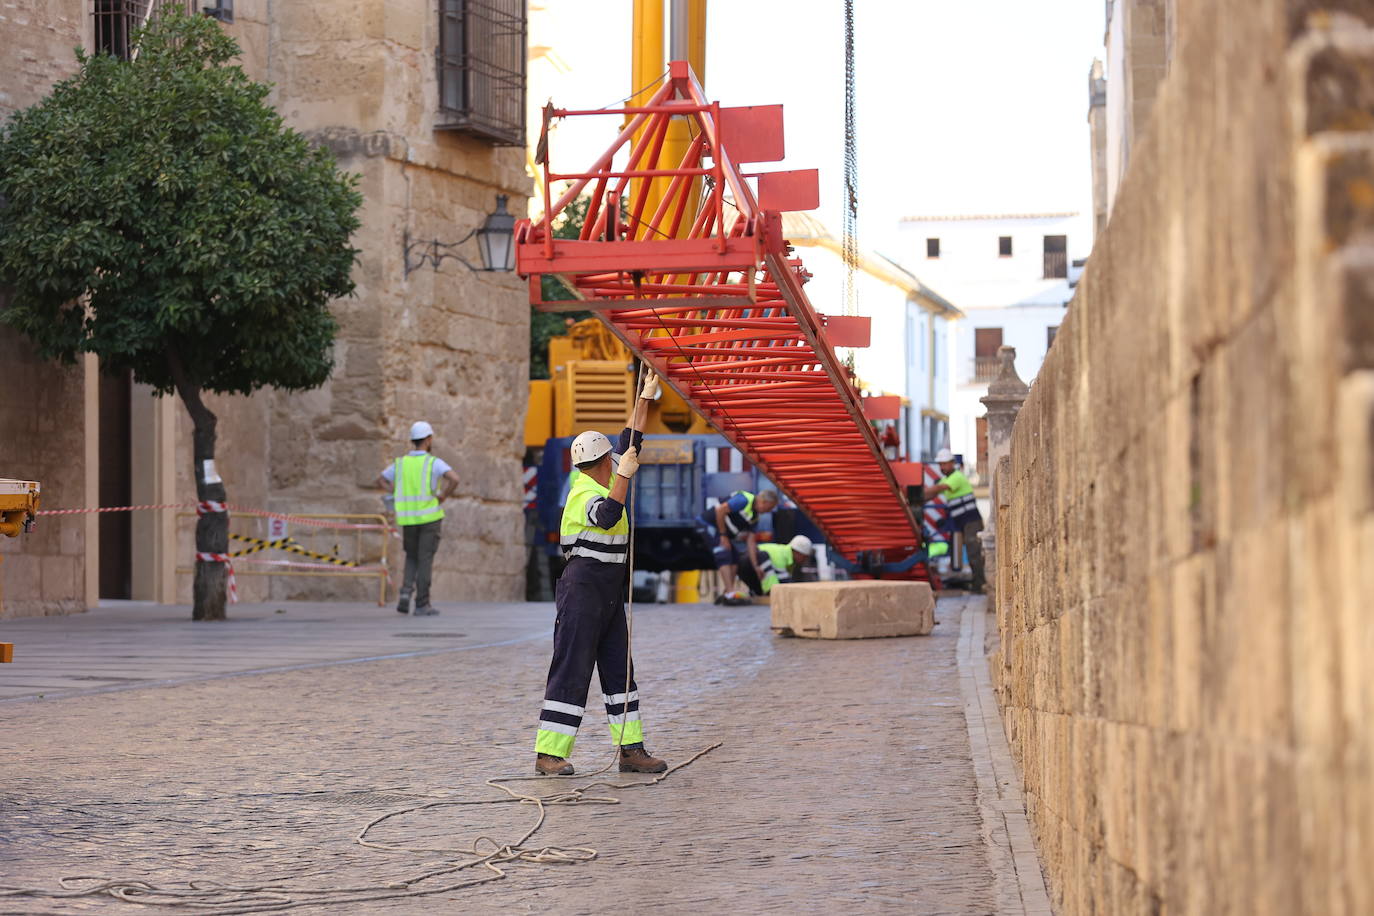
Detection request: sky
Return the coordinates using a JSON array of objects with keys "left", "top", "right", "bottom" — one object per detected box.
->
[{"left": 529, "top": 0, "right": 1105, "bottom": 259}]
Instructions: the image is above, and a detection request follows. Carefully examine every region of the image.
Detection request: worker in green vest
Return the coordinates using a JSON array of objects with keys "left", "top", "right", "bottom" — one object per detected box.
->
[
  {"left": 374, "top": 421, "right": 459, "bottom": 615},
  {"left": 754, "top": 535, "right": 814, "bottom": 594},
  {"left": 925, "top": 448, "right": 984, "bottom": 592},
  {"left": 534, "top": 370, "right": 668, "bottom": 778}
]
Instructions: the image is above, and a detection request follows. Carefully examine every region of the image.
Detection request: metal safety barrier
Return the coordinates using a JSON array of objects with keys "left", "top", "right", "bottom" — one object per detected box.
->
[{"left": 176, "top": 512, "right": 391, "bottom": 606}]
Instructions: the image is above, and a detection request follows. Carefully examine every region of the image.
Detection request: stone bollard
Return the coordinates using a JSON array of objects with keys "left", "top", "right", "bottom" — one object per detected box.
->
[{"left": 978, "top": 346, "right": 1029, "bottom": 606}]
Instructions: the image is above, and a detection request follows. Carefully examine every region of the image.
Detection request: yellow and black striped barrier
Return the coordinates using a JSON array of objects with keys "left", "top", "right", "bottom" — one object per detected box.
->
[
  {"left": 280, "top": 540, "right": 355, "bottom": 567},
  {"left": 228, "top": 534, "right": 293, "bottom": 558},
  {"left": 228, "top": 534, "right": 356, "bottom": 567},
  {"left": 182, "top": 512, "right": 390, "bottom": 606}
]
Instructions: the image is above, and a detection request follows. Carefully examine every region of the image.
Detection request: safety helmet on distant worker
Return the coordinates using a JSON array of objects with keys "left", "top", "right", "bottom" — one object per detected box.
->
[
  {"left": 787, "top": 535, "right": 814, "bottom": 557},
  {"left": 570, "top": 430, "right": 614, "bottom": 468},
  {"left": 935, "top": 448, "right": 955, "bottom": 463},
  {"left": 409, "top": 420, "right": 434, "bottom": 441}
]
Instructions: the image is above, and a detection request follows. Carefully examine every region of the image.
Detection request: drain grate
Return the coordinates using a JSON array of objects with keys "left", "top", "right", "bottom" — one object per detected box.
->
[{"left": 392, "top": 632, "right": 466, "bottom": 638}]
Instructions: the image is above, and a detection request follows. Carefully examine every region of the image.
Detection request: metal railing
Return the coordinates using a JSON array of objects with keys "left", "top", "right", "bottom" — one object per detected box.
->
[
  {"left": 91, "top": 0, "right": 196, "bottom": 60},
  {"left": 1043, "top": 250, "right": 1068, "bottom": 279},
  {"left": 437, "top": 0, "right": 526, "bottom": 145},
  {"left": 973, "top": 355, "right": 1001, "bottom": 383}
]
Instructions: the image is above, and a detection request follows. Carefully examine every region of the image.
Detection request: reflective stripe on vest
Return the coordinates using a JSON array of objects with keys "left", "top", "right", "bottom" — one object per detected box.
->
[
  {"left": 560, "top": 473, "right": 629, "bottom": 564},
  {"left": 939, "top": 471, "right": 977, "bottom": 519},
  {"left": 394, "top": 454, "right": 444, "bottom": 526},
  {"left": 757, "top": 541, "right": 793, "bottom": 594},
  {"left": 721, "top": 491, "right": 756, "bottom": 537}
]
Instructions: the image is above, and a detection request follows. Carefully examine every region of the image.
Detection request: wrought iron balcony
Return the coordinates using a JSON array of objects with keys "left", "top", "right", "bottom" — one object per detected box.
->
[
  {"left": 973, "top": 355, "right": 1001, "bottom": 383},
  {"left": 1043, "top": 251, "right": 1068, "bottom": 279}
]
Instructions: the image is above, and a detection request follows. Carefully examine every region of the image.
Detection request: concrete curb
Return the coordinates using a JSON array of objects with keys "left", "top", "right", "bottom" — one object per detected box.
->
[{"left": 955, "top": 594, "right": 1054, "bottom": 915}]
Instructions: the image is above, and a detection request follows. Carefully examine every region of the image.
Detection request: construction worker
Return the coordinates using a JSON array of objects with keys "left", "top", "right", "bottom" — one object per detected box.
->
[
  {"left": 698, "top": 487, "right": 779, "bottom": 605},
  {"left": 374, "top": 421, "right": 459, "bottom": 616},
  {"left": 534, "top": 370, "right": 668, "bottom": 777},
  {"left": 926, "top": 448, "right": 984, "bottom": 592},
  {"left": 753, "top": 534, "right": 814, "bottom": 594}
]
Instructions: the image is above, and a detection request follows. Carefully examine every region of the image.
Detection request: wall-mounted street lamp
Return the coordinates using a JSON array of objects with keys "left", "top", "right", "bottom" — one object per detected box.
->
[{"left": 404, "top": 195, "right": 517, "bottom": 277}]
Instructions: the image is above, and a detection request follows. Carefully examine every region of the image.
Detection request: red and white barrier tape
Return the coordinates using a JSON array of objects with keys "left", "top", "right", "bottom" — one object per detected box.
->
[
  {"left": 194, "top": 552, "right": 239, "bottom": 603},
  {"left": 36, "top": 502, "right": 187, "bottom": 516},
  {"left": 35, "top": 502, "right": 395, "bottom": 532}
]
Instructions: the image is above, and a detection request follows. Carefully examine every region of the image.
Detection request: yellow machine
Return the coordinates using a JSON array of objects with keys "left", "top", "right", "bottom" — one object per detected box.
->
[
  {"left": 0, "top": 478, "right": 39, "bottom": 649},
  {"left": 525, "top": 318, "right": 714, "bottom": 447},
  {"left": 0, "top": 479, "right": 39, "bottom": 538}
]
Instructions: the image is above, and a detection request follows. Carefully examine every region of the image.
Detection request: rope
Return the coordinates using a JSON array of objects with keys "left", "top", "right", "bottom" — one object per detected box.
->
[
  {"left": 1, "top": 367, "right": 723, "bottom": 915},
  {"left": 0, "top": 745, "right": 720, "bottom": 915}
]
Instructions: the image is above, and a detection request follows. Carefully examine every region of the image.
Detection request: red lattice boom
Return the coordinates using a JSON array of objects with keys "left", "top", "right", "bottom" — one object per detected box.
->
[{"left": 516, "top": 62, "right": 922, "bottom": 564}]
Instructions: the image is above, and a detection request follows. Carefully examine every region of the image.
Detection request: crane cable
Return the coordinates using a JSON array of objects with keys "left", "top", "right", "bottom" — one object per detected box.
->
[{"left": 842, "top": 0, "right": 859, "bottom": 336}]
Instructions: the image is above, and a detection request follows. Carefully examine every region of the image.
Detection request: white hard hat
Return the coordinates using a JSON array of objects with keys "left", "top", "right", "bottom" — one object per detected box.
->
[
  {"left": 935, "top": 448, "right": 955, "bottom": 463},
  {"left": 410, "top": 420, "right": 434, "bottom": 441},
  {"left": 570, "top": 430, "right": 613, "bottom": 467},
  {"left": 788, "top": 534, "right": 814, "bottom": 557}
]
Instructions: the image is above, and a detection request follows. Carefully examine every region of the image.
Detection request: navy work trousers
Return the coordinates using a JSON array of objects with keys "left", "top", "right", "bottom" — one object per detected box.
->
[{"left": 535, "top": 557, "right": 641, "bottom": 757}]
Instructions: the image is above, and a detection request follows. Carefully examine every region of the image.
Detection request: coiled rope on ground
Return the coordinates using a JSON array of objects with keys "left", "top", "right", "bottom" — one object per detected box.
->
[{"left": 0, "top": 360, "right": 723, "bottom": 914}]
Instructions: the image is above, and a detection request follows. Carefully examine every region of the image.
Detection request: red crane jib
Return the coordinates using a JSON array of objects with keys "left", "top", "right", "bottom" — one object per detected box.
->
[{"left": 516, "top": 61, "right": 925, "bottom": 569}]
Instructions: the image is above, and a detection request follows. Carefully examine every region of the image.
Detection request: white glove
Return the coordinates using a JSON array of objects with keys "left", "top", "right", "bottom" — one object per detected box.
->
[
  {"left": 615, "top": 446, "right": 640, "bottom": 479},
  {"left": 640, "top": 369, "right": 660, "bottom": 401}
]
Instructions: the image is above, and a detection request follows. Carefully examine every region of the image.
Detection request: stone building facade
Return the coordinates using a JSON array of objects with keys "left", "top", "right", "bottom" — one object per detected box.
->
[
  {"left": 0, "top": 0, "right": 532, "bottom": 616},
  {"left": 992, "top": 2, "right": 1374, "bottom": 913}
]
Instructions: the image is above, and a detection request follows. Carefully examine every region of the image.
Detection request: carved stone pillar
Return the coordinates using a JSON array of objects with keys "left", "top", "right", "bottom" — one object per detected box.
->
[{"left": 978, "top": 346, "right": 1029, "bottom": 603}]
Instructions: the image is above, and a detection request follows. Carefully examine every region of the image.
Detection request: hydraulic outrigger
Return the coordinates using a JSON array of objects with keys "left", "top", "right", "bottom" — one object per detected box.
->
[{"left": 516, "top": 63, "right": 927, "bottom": 572}]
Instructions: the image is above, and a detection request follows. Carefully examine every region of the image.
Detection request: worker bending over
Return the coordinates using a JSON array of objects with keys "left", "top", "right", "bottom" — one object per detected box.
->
[
  {"left": 754, "top": 535, "right": 814, "bottom": 594},
  {"left": 698, "top": 487, "right": 778, "bottom": 605},
  {"left": 534, "top": 370, "right": 668, "bottom": 777},
  {"left": 925, "top": 448, "right": 985, "bottom": 592}
]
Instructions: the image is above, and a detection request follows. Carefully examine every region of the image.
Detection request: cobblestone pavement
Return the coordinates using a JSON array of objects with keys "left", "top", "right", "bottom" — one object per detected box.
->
[{"left": 0, "top": 596, "right": 1019, "bottom": 914}]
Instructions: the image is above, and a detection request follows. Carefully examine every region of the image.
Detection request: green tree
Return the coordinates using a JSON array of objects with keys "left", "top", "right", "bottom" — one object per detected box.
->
[
  {"left": 530, "top": 194, "right": 592, "bottom": 379},
  {"left": 0, "top": 10, "right": 361, "bottom": 621}
]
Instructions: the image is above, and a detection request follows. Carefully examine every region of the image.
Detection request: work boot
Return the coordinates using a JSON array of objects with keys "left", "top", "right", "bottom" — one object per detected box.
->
[
  {"left": 396, "top": 589, "right": 413, "bottom": 614},
  {"left": 619, "top": 746, "right": 668, "bottom": 774},
  {"left": 535, "top": 753, "right": 574, "bottom": 776}
]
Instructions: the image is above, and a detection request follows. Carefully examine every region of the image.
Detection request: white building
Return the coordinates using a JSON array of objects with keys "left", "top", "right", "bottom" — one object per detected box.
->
[
  {"left": 895, "top": 212, "right": 1089, "bottom": 478},
  {"left": 782, "top": 213, "right": 962, "bottom": 463},
  {"left": 1091, "top": 0, "right": 1173, "bottom": 236}
]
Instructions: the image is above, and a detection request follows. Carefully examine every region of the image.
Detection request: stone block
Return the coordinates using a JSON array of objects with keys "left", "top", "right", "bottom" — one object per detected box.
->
[{"left": 769, "top": 581, "right": 934, "bottom": 639}]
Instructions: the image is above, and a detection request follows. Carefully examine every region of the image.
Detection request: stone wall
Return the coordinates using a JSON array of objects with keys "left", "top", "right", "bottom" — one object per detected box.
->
[
  {"left": 993, "top": 4, "right": 1374, "bottom": 914},
  {"left": 0, "top": 0, "right": 90, "bottom": 617},
  {"left": 174, "top": 0, "right": 532, "bottom": 604},
  {"left": 1, "top": 1, "right": 531, "bottom": 612},
  {"left": 0, "top": 321, "right": 89, "bottom": 617}
]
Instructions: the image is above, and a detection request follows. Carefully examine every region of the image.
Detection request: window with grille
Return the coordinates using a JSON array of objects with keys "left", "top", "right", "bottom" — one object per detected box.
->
[
  {"left": 92, "top": 0, "right": 198, "bottom": 61},
  {"left": 437, "top": 0, "right": 527, "bottom": 146}
]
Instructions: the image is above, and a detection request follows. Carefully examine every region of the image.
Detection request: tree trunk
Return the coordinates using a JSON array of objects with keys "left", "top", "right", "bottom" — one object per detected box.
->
[{"left": 168, "top": 349, "right": 228, "bottom": 621}]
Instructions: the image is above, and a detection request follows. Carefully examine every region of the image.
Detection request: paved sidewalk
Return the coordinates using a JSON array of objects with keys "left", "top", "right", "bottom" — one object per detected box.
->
[{"left": 0, "top": 595, "right": 1044, "bottom": 914}]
